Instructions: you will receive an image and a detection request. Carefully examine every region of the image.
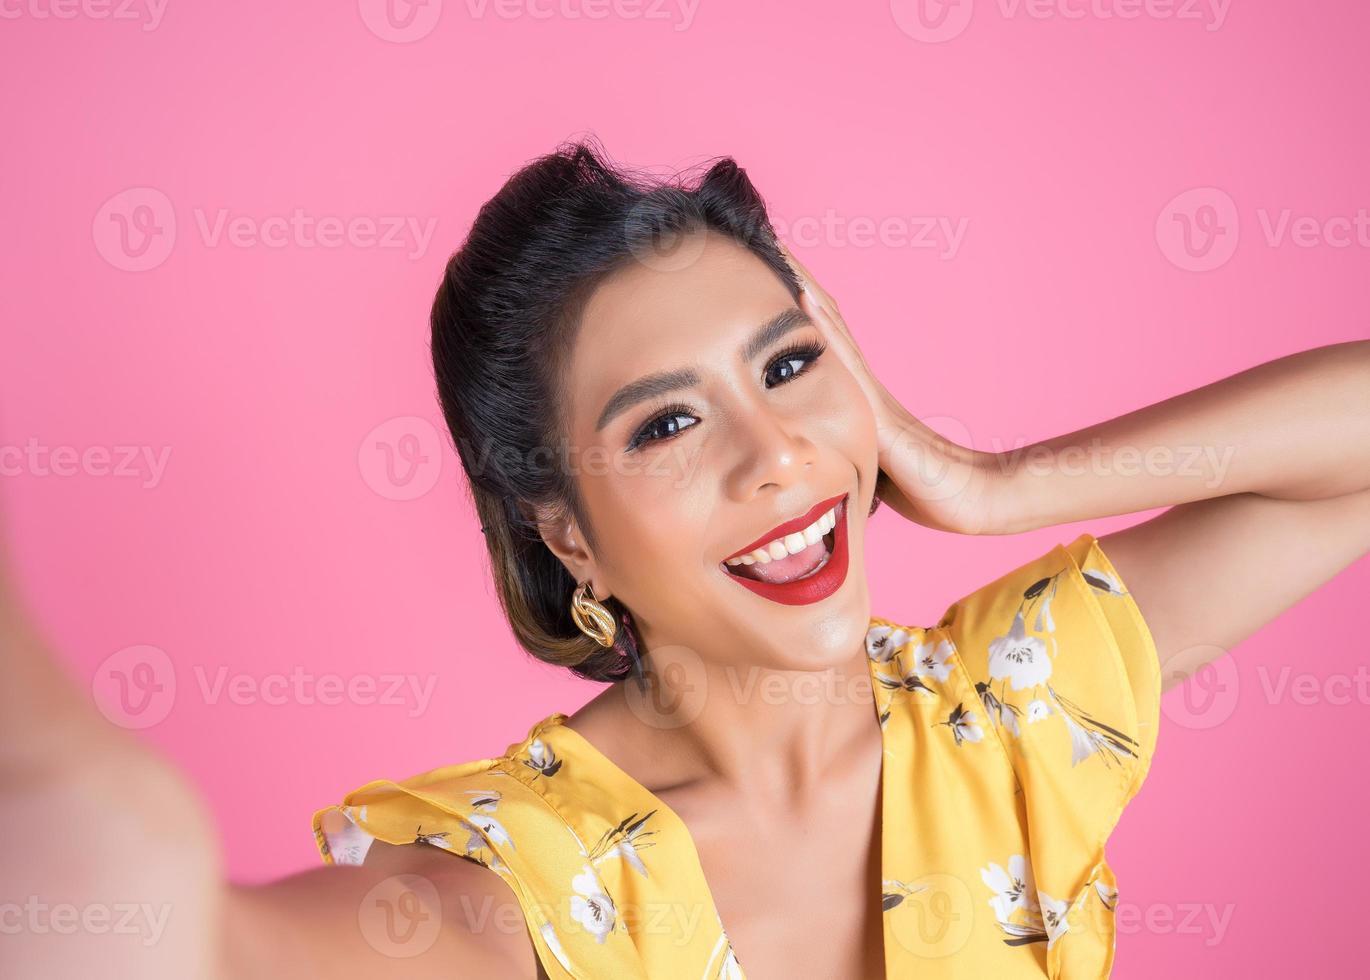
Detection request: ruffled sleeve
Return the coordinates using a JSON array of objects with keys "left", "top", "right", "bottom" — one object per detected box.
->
[
  {"left": 312, "top": 754, "right": 651, "bottom": 980},
  {"left": 934, "top": 531, "right": 1162, "bottom": 977}
]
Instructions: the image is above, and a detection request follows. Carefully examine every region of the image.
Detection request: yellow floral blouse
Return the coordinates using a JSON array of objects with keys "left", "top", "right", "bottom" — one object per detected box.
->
[{"left": 314, "top": 532, "right": 1161, "bottom": 978}]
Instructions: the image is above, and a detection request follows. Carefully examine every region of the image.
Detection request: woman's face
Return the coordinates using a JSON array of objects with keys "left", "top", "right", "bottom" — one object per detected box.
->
[{"left": 547, "top": 228, "right": 879, "bottom": 676}]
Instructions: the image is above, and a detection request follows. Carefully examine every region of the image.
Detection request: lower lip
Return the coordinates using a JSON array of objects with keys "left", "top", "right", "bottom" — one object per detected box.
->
[{"left": 720, "top": 494, "right": 850, "bottom": 606}]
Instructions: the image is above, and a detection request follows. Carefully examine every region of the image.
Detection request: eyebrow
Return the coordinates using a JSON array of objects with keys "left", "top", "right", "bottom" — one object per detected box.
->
[{"left": 594, "top": 306, "right": 815, "bottom": 432}]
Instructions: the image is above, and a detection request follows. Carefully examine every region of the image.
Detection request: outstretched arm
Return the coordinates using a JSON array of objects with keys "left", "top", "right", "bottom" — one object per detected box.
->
[{"left": 0, "top": 535, "right": 536, "bottom": 978}]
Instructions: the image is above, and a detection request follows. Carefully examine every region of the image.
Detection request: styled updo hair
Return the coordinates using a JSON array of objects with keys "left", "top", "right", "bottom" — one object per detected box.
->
[{"left": 430, "top": 136, "right": 882, "bottom": 683}]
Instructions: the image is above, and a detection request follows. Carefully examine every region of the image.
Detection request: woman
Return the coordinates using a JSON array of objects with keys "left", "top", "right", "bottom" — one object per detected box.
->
[{"left": 4, "top": 139, "right": 1368, "bottom": 979}]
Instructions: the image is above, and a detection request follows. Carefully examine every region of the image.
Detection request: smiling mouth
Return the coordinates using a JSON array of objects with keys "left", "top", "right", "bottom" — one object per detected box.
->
[
  {"left": 722, "top": 524, "right": 837, "bottom": 584},
  {"left": 717, "top": 487, "right": 843, "bottom": 603}
]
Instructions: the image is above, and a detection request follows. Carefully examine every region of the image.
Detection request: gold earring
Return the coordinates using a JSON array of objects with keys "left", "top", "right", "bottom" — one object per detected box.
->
[{"left": 570, "top": 581, "right": 617, "bottom": 648}]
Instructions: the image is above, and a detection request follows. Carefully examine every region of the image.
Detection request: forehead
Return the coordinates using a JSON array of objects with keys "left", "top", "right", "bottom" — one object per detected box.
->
[{"left": 568, "top": 231, "right": 796, "bottom": 419}]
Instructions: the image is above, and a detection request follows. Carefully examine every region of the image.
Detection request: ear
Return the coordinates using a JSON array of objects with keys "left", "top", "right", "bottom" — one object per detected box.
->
[{"left": 531, "top": 502, "right": 614, "bottom": 601}]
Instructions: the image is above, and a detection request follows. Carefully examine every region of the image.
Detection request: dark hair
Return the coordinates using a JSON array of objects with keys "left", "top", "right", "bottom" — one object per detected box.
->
[{"left": 430, "top": 136, "right": 880, "bottom": 683}]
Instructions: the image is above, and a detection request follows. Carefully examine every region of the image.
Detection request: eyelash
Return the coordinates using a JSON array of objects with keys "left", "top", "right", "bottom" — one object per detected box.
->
[{"left": 626, "top": 339, "right": 829, "bottom": 451}]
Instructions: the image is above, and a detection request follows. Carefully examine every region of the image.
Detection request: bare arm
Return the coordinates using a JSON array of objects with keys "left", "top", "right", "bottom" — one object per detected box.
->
[
  {"left": 779, "top": 244, "right": 1370, "bottom": 689},
  {"left": 225, "top": 843, "right": 538, "bottom": 977},
  {"left": 989, "top": 340, "right": 1370, "bottom": 690},
  {"left": 0, "top": 543, "right": 534, "bottom": 978}
]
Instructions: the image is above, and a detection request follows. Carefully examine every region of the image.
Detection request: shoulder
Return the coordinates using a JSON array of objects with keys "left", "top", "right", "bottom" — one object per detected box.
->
[
  {"left": 361, "top": 838, "right": 540, "bottom": 975},
  {"left": 313, "top": 742, "right": 571, "bottom": 871},
  {"left": 313, "top": 721, "right": 586, "bottom": 976}
]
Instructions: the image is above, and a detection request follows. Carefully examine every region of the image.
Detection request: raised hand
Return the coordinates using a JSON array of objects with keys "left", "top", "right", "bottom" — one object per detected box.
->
[{"left": 776, "top": 240, "right": 1013, "bottom": 535}]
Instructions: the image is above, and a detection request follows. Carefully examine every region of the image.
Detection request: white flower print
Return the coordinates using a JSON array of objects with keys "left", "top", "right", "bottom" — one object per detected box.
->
[
  {"left": 881, "top": 877, "right": 928, "bottom": 911},
  {"left": 911, "top": 637, "right": 955, "bottom": 682},
  {"left": 601, "top": 832, "right": 651, "bottom": 879},
  {"left": 1032, "top": 588, "right": 1056, "bottom": 633},
  {"left": 570, "top": 864, "right": 617, "bottom": 943},
  {"left": 987, "top": 611, "right": 1052, "bottom": 691},
  {"left": 324, "top": 806, "right": 375, "bottom": 865},
  {"left": 981, "top": 854, "right": 1040, "bottom": 924},
  {"left": 1025, "top": 699, "right": 1051, "bottom": 723},
  {"left": 587, "top": 811, "right": 659, "bottom": 879},
  {"left": 866, "top": 623, "right": 912, "bottom": 664},
  {"left": 718, "top": 944, "right": 743, "bottom": 980},
  {"left": 701, "top": 910, "right": 745, "bottom": 980},
  {"left": 936, "top": 703, "right": 984, "bottom": 746},
  {"left": 540, "top": 921, "right": 573, "bottom": 973},
  {"left": 523, "top": 738, "right": 563, "bottom": 778},
  {"left": 447, "top": 789, "right": 515, "bottom": 874},
  {"left": 466, "top": 811, "right": 514, "bottom": 849},
  {"left": 414, "top": 824, "right": 454, "bottom": 850},
  {"left": 981, "top": 854, "right": 1049, "bottom": 947},
  {"left": 1037, "top": 889, "right": 1070, "bottom": 947},
  {"left": 976, "top": 682, "right": 1023, "bottom": 737},
  {"left": 465, "top": 789, "right": 500, "bottom": 812},
  {"left": 875, "top": 657, "right": 936, "bottom": 702},
  {"left": 1080, "top": 566, "right": 1124, "bottom": 596}
]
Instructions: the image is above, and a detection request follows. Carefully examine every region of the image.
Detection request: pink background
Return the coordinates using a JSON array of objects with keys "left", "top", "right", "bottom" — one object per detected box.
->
[{"left": 2, "top": 1, "right": 1367, "bottom": 975}]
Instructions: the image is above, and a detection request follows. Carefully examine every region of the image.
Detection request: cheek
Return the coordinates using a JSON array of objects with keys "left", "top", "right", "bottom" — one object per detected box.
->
[
  {"left": 810, "top": 370, "right": 879, "bottom": 459},
  {"left": 594, "top": 466, "right": 713, "bottom": 563}
]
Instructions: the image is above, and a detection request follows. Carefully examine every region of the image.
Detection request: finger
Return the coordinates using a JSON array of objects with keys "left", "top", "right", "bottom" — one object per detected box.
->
[{"left": 775, "top": 238, "right": 835, "bottom": 311}]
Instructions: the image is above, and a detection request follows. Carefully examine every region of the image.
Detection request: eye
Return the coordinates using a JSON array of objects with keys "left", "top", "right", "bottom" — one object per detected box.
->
[
  {"left": 627, "top": 402, "right": 698, "bottom": 451},
  {"left": 764, "top": 339, "right": 828, "bottom": 388}
]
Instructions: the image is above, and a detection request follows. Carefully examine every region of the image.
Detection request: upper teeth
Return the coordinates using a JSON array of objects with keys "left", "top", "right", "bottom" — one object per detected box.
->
[{"left": 725, "top": 505, "right": 838, "bottom": 566}]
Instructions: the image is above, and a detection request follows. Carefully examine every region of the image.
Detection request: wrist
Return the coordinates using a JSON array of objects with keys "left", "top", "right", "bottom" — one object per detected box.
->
[{"left": 984, "top": 447, "right": 1051, "bottom": 535}]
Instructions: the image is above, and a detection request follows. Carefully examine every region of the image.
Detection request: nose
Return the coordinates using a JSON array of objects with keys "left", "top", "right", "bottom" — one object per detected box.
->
[{"left": 722, "top": 403, "right": 817, "bottom": 502}]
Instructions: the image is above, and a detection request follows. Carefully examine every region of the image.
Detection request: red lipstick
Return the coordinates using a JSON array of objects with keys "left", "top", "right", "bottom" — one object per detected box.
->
[
  {"left": 723, "top": 492, "right": 847, "bottom": 562},
  {"left": 720, "top": 493, "right": 850, "bottom": 606}
]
